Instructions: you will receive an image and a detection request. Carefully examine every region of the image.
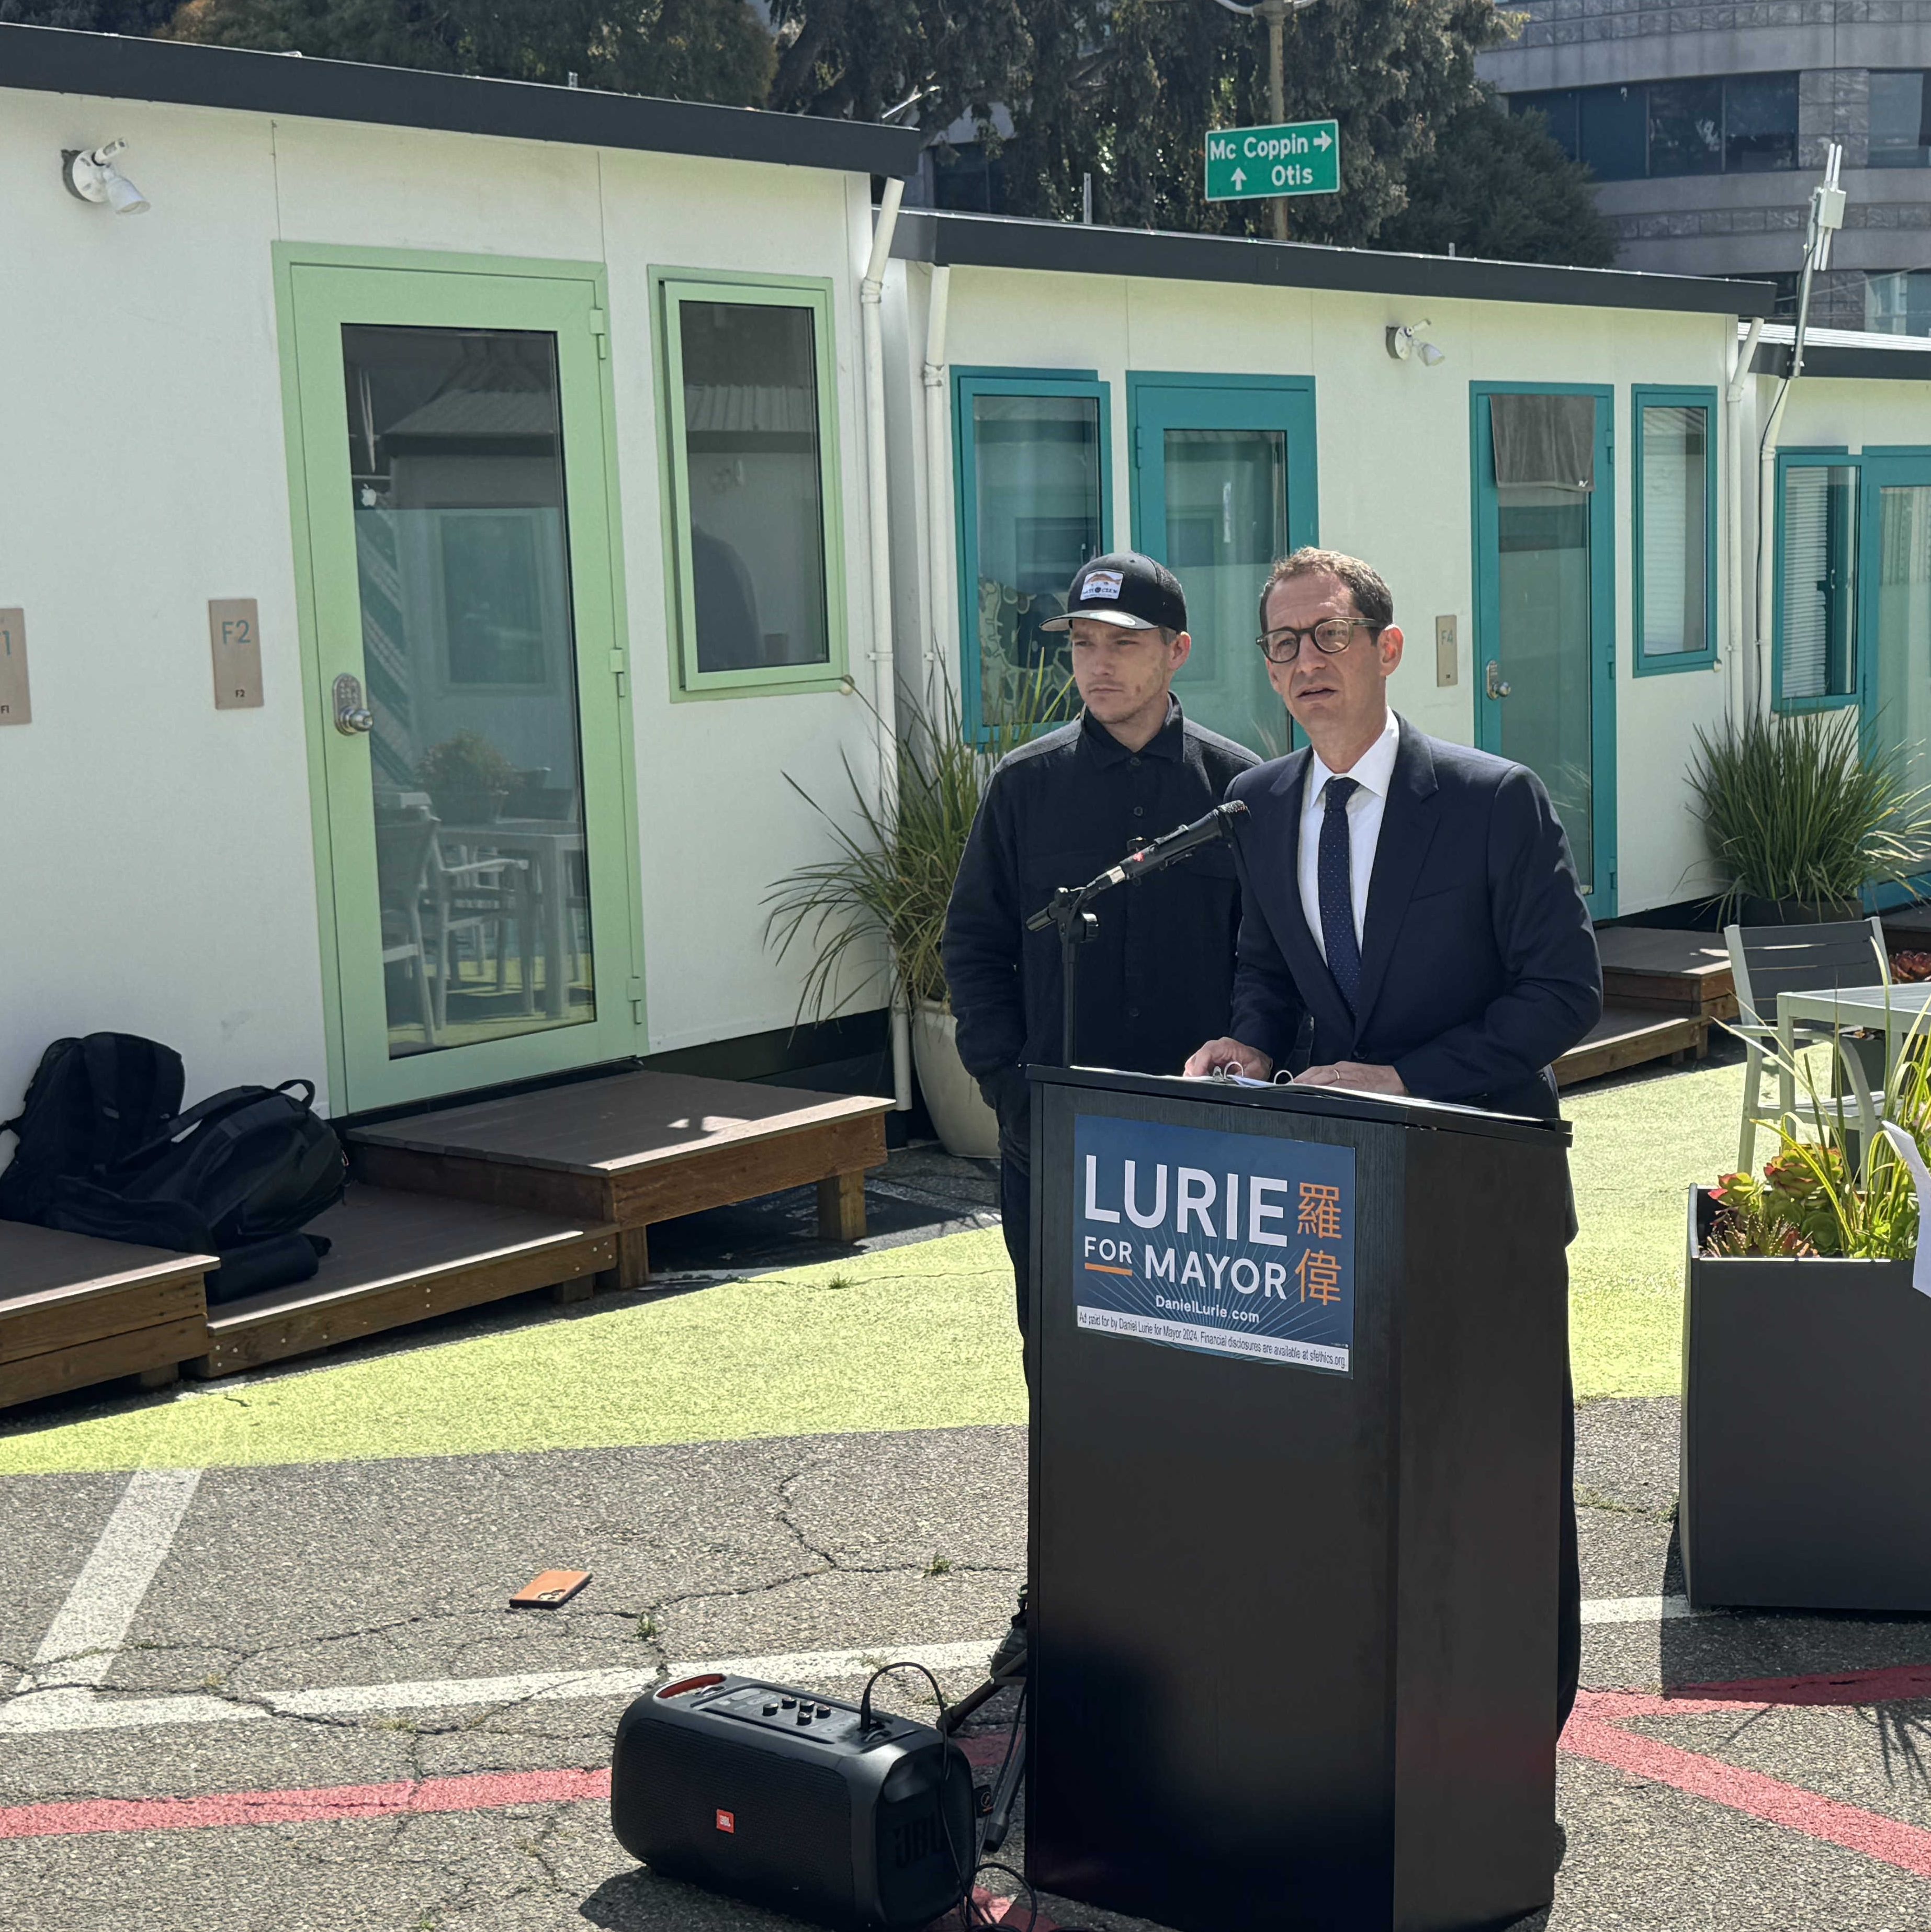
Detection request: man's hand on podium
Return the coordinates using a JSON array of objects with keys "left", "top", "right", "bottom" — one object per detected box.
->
[
  {"left": 1295, "top": 1061, "right": 1408, "bottom": 1096},
  {"left": 1183, "top": 1037, "right": 1274, "bottom": 1080}
]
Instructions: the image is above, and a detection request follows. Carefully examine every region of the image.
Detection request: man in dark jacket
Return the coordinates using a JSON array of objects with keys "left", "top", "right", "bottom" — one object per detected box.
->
[
  {"left": 944, "top": 549, "right": 1258, "bottom": 1677},
  {"left": 945, "top": 551, "right": 1259, "bottom": 1342}
]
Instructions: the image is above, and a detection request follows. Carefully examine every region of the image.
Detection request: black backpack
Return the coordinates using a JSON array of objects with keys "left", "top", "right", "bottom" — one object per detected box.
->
[
  {"left": 47, "top": 1080, "right": 347, "bottom": 1303},
  {"left": 0, "top": 1034, "right": 186, "bottom": 1226}
]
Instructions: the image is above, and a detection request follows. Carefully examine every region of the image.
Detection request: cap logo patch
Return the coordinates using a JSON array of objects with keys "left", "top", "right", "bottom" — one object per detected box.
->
[{"left": 1081, "top": 570, "right": 1124, "bottom": 601}]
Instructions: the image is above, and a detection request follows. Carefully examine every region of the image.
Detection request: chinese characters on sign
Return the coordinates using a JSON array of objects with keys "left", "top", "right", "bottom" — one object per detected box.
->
[{"left": 1071, "top": 1112, "right": 1356, "bottom": 1373}]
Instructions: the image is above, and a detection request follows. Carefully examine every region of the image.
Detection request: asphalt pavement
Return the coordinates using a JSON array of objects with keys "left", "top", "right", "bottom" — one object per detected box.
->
[{"left": 4, "top": 1146, "right": 1931, "bottom": 1931}]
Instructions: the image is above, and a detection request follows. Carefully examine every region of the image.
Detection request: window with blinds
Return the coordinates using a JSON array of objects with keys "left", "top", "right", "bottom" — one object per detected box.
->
[
  {"left": 1635, "top": 396, "right": 1713, "bottom": 666},
  {"left": 1779, "top": 463, "right": 1860, "bottom": 704}
]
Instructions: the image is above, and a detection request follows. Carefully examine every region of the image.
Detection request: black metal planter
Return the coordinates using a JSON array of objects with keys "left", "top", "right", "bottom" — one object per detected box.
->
[{"left": 1681, "top": 1187, "right": 1931, "bottom": 1612}]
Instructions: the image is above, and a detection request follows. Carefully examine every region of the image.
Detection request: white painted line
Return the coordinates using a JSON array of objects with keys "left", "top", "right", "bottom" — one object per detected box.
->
[
  {"left": 0, "top": 1576, "right": 1715, "bottom": 1738},
  {"left": 14, "top": 1468, "right": 202, "bottom": 1695},
  {"left": 1579, "top": 1593, "right": 1707, "bottom": 1625},
  {"left": 0, "top": 1637, "right": 996, "bottom": 1737}
]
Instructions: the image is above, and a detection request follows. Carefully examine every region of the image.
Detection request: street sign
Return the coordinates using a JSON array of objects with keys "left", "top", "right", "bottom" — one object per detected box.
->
[{"left": 1204, "top": 120, "right": 1340, "bottom": 201}]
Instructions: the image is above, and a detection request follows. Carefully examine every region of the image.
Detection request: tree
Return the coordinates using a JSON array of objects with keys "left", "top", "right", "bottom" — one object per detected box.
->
[
  {"left": 1000, "top": 0, "right": 1511, "bottom": 246},
  {"left": 0, "top": 1, "right": 177, "bottom": 28},
  {"left": 764, "top": 0, "right": 1031, "bottom": 133},
  {"left": 159, "top": 0, "right": 774, "bottom": 106},
  {"left": 1377, "top": 91, "right": 1619, "bottom": 266}
]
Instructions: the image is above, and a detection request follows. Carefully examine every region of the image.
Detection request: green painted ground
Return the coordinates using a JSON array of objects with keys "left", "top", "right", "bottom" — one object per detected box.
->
[
  {"left": 0, "top": 1234, "right": 1024, "bottom": 1477},
  {"left": 0, "top": 1058, "right": 1745, "bottom": 1474},
  {"left": 1566, "top": 1054, "right": 1742, "bottom": 1400}
]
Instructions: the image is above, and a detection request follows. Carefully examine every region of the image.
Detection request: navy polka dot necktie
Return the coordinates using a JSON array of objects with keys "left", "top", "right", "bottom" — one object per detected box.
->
[{"left": 1319, "top": 776, "right": 1362, "bottom": 1011}]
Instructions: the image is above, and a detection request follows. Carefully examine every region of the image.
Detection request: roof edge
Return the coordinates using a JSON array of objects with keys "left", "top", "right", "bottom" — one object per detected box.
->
[
  {"left": 893, "top": 209, "right": 1774, "bottom": 320},
  {"left": 0, "top": 22, "right": 921, "bottom": 179}
]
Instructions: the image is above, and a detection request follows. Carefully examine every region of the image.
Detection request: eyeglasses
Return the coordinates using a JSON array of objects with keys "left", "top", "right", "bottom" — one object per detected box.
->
[{"left": 1255, "top": 618, "right": 1381, "bottom": 662}]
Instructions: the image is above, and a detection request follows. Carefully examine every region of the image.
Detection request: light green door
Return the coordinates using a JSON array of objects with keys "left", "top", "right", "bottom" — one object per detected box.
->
[{"left": 283, "top": 258, "right": 640, "bottom": 1113}]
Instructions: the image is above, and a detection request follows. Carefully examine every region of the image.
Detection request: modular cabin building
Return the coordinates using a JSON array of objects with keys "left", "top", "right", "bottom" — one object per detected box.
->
[
  {"left": 1742, "top": 322, "right": 1931, "bottom": 888},
  {"left": 0, "top": 25, "right": 919, "bottom": 1125},
  {"left": 879, "top": 211, "right": 1783, "bottom": 925}
]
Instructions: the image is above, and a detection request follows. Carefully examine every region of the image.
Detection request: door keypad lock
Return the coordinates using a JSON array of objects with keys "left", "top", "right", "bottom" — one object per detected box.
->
[
  {"left": 1484, "top": 660, "right": 1512, "bottom": 701},
  {"left": 332, "top": 672, "right": 374, "bottom": 735}
]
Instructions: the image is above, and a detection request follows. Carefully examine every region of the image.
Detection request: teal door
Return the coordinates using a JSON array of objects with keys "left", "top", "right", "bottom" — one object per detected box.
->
[
  {"left": 1857, "top": 454, "right": 1931, "bottom": 903},
  {"left": 1472, "top": 385, "right": 1618, "bottom": 919},
  {"left": 1129, "top": 375, "right": 1318, "bottom": 759}
]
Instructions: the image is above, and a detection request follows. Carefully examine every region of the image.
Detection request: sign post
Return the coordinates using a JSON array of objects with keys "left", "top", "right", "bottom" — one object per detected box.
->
[{"left": 1204, "top": 119, "right": 1340, "bottom": 207}]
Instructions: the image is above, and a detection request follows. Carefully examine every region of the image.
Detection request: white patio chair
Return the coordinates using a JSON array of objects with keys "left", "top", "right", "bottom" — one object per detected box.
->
[{"left": 1725, "top": 917, "right": 1890, "bottom": 1174}]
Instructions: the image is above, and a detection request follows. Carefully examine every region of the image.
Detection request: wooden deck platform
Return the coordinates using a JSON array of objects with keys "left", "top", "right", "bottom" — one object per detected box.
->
[
  {"left": 1594, "top": 927, "right": 1737, "bottom": 1023},
  {"left": 347, "top": 1069, "right": 893, "bottom": 1288},
  {"left": 0, "top": 1222, "right": 213, "bottom": 1407},
  {"left": 1546, "top": 926, "right": 1735, "bottom": 1088},
  {"left": 190, "top": 1185, "right": 616, "bottom": 1379},
  {"left": 1555, "top": 1003, "right": 1709, "bottom": 1089}
]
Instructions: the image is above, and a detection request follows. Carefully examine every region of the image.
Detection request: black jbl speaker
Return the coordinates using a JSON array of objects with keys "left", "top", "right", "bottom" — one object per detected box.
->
[{"left": 611, "top": 1673, "right": 976, "bottom": 1930}]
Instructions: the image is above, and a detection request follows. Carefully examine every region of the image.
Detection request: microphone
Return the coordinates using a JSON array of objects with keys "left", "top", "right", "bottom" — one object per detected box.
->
[{"left": 1101, "top": 798, "right": 1248, "bottom": 887}]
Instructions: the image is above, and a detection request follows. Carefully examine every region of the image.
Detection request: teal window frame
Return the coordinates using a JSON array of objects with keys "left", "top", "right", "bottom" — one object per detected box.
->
[
  {"left": 953, "top": 367, "right": 1112, "bottom": 740},
  {"left": 654, "top": 269, "right": 849, "bottom": 701},
  {"left": 1632, "top": 385, "right": 1720, "bottom": 675},
  {"left": 1772, "top": 446, "right": 1861, "bottom": 714},
  {"left": 1469, "top": 380, "right": 1619, "bottom": 920}
]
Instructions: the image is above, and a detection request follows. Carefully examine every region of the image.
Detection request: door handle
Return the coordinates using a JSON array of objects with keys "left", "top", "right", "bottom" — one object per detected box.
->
[
  {"left": 332, "top": 671, "right": 374, "bottom": 735},
  {"left": 1485, "top": 660, "right": 1512, "bottom": 701}
]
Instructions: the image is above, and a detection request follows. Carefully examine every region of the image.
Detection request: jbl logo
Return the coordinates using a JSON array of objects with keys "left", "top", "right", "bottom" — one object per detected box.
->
[
  {"left": 715, "top": 1809, "right": 736, "bottom": 1834},
  {"left": 889, "top": 1814, "right": 941, "bottom": 1868}
]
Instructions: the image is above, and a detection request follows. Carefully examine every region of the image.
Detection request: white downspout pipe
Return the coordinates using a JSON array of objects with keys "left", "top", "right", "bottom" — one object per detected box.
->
[
  {"left": 921, "top": 264, "right": 953, "bottom": 678},
  {"left": 1726, "top": 315, "right": 1763, "bottom": 724},
  {"left": 861, "top": 177, "right": 912, "bottom": 1110}
]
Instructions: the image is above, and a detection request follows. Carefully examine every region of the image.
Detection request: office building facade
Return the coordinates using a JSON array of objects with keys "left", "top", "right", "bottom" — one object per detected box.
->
[{"left": 1479, "top": 2, "right": 1931, "bottom": 331}]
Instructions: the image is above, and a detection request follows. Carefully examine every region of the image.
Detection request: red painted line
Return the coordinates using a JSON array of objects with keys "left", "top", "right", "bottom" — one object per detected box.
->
[
  {"left": 1564, "top": 1698, "right": 1931, "bottom": 1880},
  {"left": 0, "top": 1766, "right": 609, "bottom": 1841},
  {"left": 933, "top": 1886, "right": 1065, "bottom": 1931},
  {"left": 1664, "top": 1662, "right": 1931, "bottom": 1709}
]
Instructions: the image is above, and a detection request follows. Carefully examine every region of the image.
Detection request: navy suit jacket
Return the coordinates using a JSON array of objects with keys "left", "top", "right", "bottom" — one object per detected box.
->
[{"left": 1226, "top": 717, "right": 1602, "bottom": 1121}]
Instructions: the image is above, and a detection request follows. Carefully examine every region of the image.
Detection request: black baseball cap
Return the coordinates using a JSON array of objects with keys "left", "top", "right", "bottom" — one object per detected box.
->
[{"left": 1039, "top": 551, "right": 1187, "bottom": 635}]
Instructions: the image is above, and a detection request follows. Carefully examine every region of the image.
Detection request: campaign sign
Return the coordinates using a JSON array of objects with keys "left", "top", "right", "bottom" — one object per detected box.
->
[{"left": 1072, "top": 1112, "right": 1356, "bottom": 1374}]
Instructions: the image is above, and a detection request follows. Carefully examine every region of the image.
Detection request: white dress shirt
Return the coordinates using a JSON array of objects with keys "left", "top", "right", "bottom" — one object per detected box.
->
[{"left": 1297, "top": 711, "right": 1401, "bottom": 964}]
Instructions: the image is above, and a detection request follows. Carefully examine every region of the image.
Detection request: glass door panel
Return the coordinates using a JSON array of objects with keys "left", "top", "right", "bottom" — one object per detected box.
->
[
  {"left": 1872, "top": 480, "right": 1931, "bottom": 804},
  {"left": 1494, "top": 488, "right": 1596, "bottom": 892},
  {"left": 1130, "top": 379, "right": 1318, "bottom": 759},
  {"left": 1159, "top": 427, "right": 1290, "bottom": 756},
  {"left": 285, "top": 261, "right": 638, "bottom": 1114},
  {"left": 345, "top": 325, "right": 595, "bottom": 1058},
  {"left": 1473, "top": 389, "right": 1616, "bottom": 916}
]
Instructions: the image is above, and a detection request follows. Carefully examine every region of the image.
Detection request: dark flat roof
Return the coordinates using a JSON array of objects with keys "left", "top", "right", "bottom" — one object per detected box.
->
[
  {"left": 1751, "top": 326, "right": 1931, "bottom": 382},
  {"left": 0, "top": 22, "right": 920, "bottom": 178},
  {"left": 894, "top": 209, "right": 1774, "bottom": 319}
]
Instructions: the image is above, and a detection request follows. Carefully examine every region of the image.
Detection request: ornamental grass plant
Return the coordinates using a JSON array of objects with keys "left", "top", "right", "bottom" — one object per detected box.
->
[
  {"left": 1688, "top": 708, "right": 1931, "bottom": 917},
  {"left": 1704, "top": 1003, "right": 1931, "bottom": 1260},
  {"left": 763, "top": 669, "right": 1072, "bottom": 1021}
]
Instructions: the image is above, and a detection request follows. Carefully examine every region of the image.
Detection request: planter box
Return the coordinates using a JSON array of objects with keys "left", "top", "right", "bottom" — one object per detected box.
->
[{"left": 1682, "top": 1187, "right": 1931, "bottom": 1611}]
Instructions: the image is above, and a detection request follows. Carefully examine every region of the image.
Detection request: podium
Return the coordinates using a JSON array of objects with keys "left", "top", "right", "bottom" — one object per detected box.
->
[{"left": 1026, "top": 1067, "right": 1572, "bottom": 1932}]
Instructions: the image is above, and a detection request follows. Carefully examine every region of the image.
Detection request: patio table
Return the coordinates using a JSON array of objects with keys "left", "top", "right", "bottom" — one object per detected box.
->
[{"left": 1775, "top": 980, "right": 1931, "bottom": 1160}]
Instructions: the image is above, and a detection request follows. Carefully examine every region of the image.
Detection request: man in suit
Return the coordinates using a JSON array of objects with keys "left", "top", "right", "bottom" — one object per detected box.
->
[{"left": 1185, "top": 546, "right": 1600, "bottom": 1732}]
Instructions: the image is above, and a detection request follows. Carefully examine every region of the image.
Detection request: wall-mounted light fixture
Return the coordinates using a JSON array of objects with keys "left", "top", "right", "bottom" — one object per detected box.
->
[
  {"left": 1385, "top": 322, "right": 1445, "bottom": 367},
  {"left": 62, "top": 140, "right": 150, "bottom": 215}
]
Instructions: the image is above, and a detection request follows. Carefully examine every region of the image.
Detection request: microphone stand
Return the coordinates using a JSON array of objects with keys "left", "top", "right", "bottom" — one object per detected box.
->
[{"left": 1024, "top": 800, "right": 1248, "bottom": 1067}]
